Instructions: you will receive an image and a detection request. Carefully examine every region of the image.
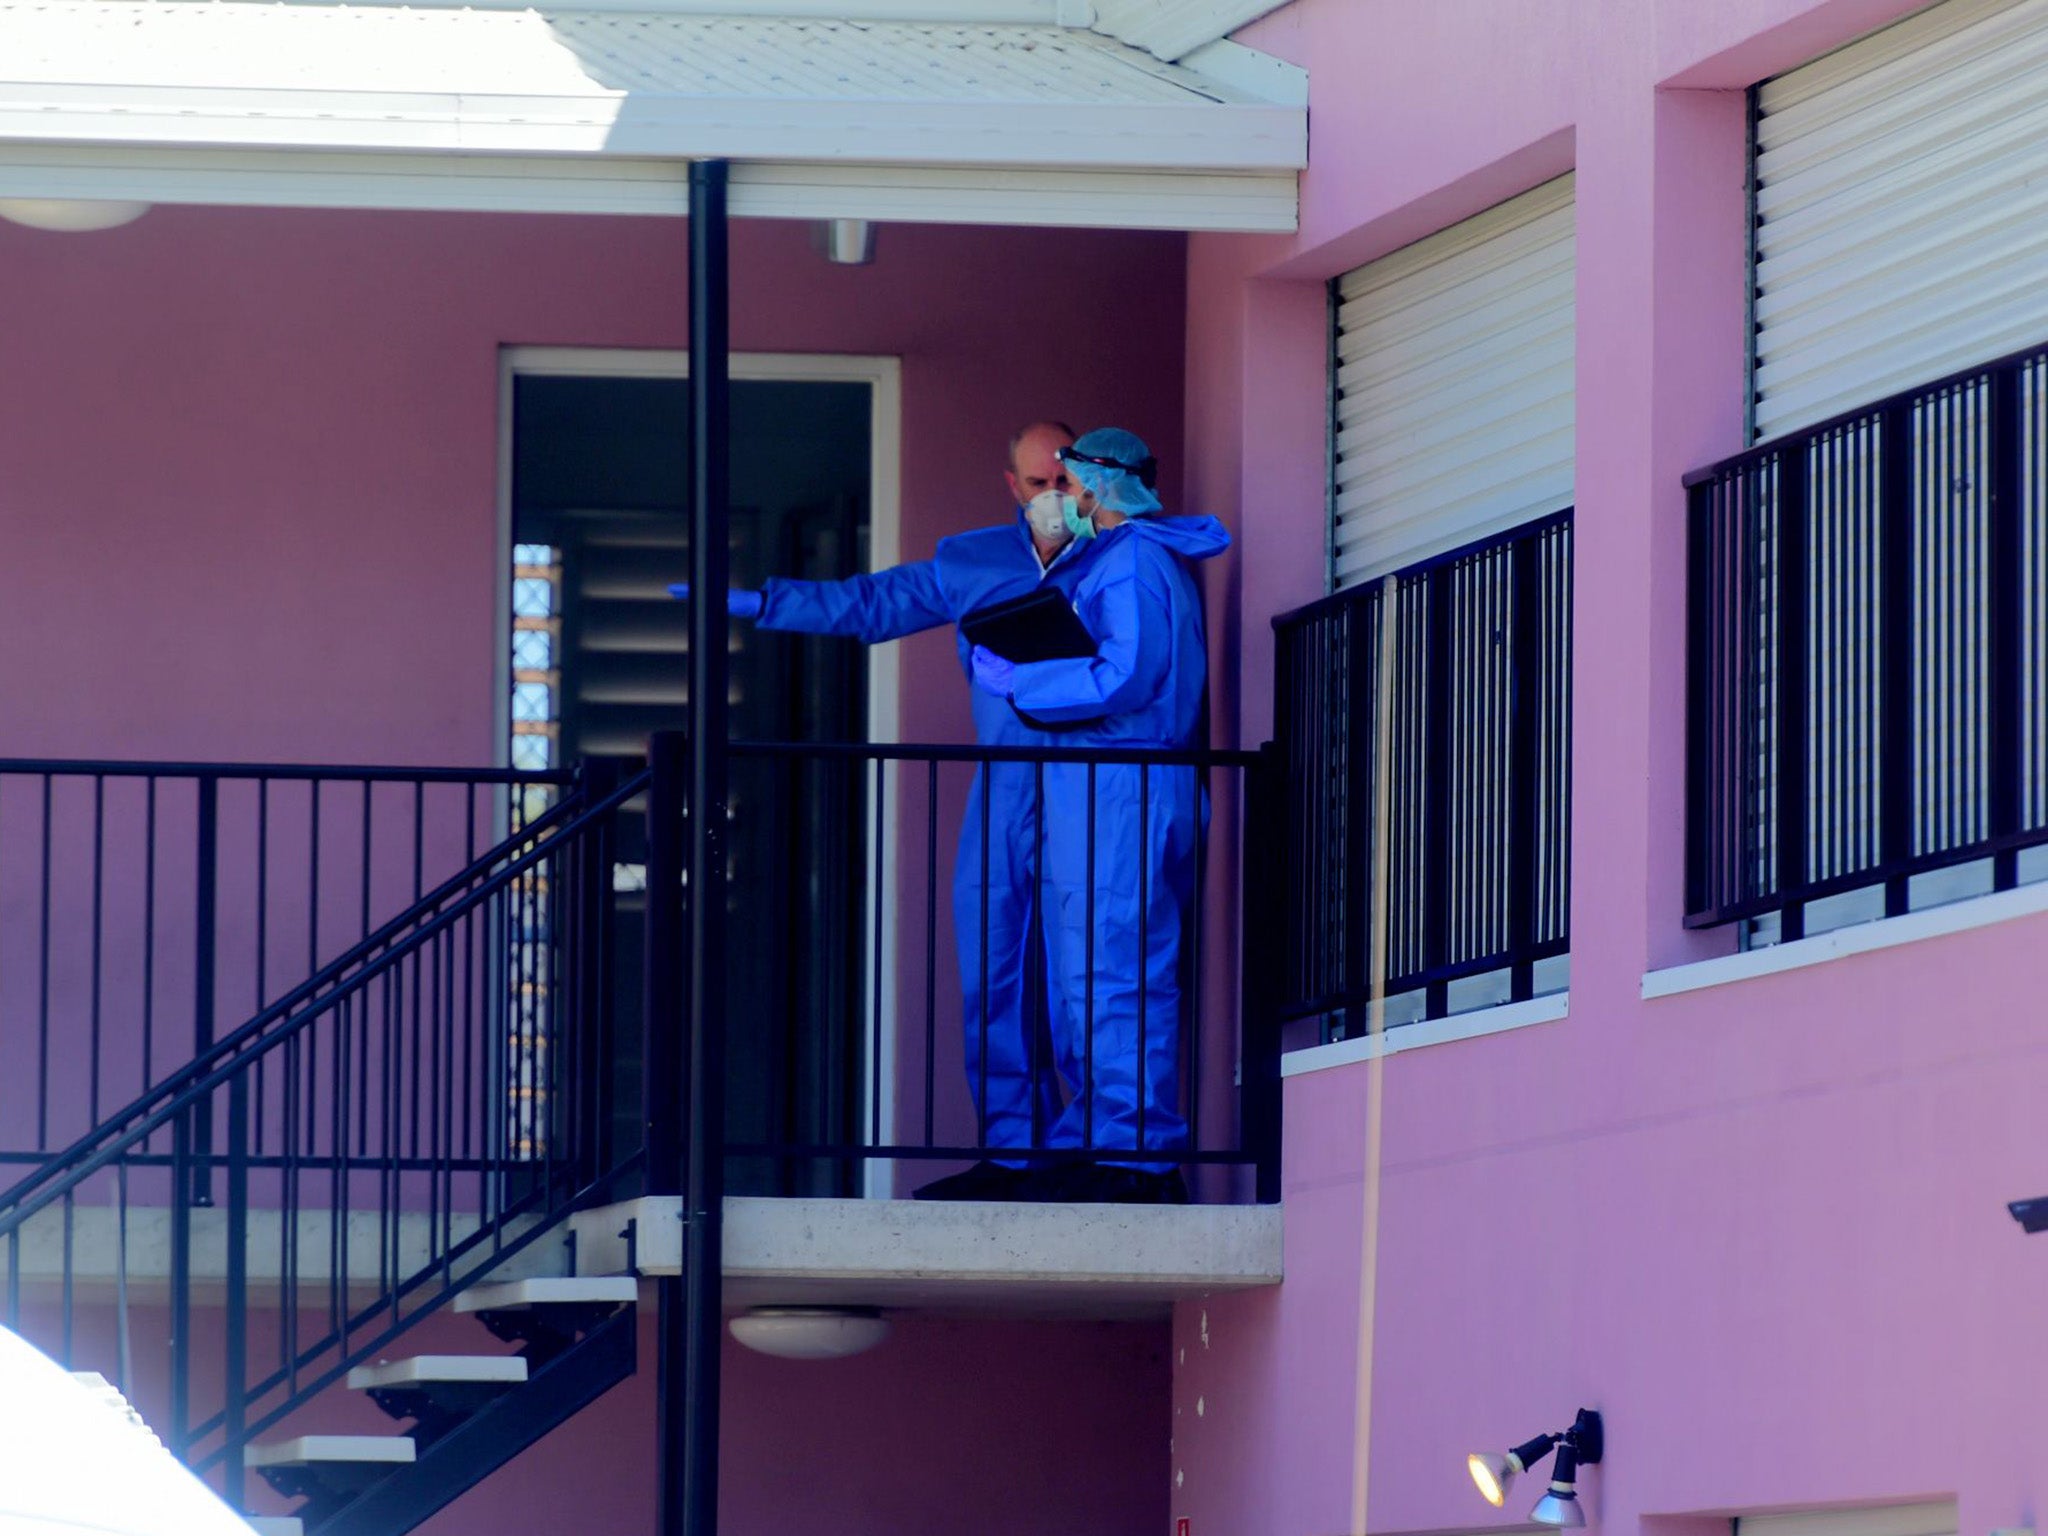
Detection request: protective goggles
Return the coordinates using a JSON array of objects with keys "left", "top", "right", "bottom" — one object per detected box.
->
[{"left": 1056, "top": 444, "right": 1158, "bottom": 490}]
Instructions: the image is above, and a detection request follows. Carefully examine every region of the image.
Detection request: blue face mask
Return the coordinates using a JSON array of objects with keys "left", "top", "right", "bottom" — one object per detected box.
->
[{"left": 1059, "top": 495, "right": 1095, "bottom": 542}]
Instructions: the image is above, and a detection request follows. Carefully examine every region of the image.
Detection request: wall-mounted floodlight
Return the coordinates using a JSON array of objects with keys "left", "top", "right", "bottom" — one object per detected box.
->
[{"left": 1467, "top": 1409, "right": 1603, "bottom": 1528}]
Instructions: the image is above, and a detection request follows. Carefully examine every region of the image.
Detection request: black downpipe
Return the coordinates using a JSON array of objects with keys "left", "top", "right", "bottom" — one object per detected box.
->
[{"left": 660, "top": 157, "right": 732, "bottom": 1536}]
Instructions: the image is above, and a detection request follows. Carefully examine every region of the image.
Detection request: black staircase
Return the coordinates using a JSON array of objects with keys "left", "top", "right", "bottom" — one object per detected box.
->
[{"left": 0, "top": 758, "right": 654, "bottom": 1533}]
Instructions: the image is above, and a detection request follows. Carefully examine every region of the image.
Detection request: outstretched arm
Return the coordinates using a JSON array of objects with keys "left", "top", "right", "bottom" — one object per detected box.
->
[{"left": 756, "top": 561, "right": 953, "bottom": 644}]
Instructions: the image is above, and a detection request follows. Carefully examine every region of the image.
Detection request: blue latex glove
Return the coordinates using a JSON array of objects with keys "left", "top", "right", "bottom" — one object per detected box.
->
[
  {"left": 666, "top": 583, "right": 763, "bottom": 619},
  {"left": 970, "top": 644, "right": 1016, "bottom": 698}
]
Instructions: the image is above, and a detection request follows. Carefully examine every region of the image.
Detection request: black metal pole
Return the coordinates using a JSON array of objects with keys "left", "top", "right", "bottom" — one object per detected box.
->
[{"left": 660, "top": 156, "right": 731, "bottom": 1536}]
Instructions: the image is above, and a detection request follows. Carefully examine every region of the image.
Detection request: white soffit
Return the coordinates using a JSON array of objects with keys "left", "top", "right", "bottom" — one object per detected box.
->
[{"left": 0, "top": 1, "right": 1303, "bottom": 231}]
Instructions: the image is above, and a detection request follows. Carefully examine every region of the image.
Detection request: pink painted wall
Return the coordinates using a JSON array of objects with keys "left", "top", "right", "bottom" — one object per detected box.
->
[
  {"left": 0, "top": 208, "right": 1210, "bottom": 1167},
  {"left": 20, "top": 1299, "right": 1166, "bottom": 1536},
  {"left": 1179, "top": 1, "right": 2048, "bottom": 1533},
  {"left": 0, "top": 210, "right": 1185, "bottom": 765}
]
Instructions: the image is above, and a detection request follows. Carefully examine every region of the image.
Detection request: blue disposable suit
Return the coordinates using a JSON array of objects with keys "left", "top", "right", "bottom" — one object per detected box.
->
[
  {"left": 753, "top": 513, "right": 1096, "bottom": 1161},
  {"left": 1003, "top": 514, "right": 1231, "bottom": 1172}
]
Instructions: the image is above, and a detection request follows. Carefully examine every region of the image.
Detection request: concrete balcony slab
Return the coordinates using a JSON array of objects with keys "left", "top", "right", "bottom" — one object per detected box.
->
[{"left": 569, "top": 1196, "right": 1283, "bottom": 1319}]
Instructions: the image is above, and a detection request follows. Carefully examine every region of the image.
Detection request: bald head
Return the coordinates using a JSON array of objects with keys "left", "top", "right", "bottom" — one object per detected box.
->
[{"left": 1005, "top": 420, "right": 1078, "bottom": 508}]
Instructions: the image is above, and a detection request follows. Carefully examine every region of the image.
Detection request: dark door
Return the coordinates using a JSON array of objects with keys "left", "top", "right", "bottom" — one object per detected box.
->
[{"left": 510, "top": 371, "right": 872, "bottom": 1195}]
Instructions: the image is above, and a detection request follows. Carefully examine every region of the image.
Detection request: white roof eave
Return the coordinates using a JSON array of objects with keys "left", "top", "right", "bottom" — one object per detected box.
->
[
  {"left": 0, "top": 84, "right": 1304, "bottom": 173},
  {"left": 0, "top": 2, "right": 1304, "bottom": 231}
]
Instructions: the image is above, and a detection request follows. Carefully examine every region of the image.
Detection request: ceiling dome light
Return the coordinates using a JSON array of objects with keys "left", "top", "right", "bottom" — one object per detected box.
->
[
  {"left": 0, "top": 199, "right": 150, "bottom": 232},
  {"left": 727, "top": 1306, "right": 889, "bottom": 1360}
]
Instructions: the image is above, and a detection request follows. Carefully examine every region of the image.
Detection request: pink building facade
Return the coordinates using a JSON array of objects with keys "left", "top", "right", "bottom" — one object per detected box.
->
[
  {"left": 1176, "top": 1, "right": 2048, "bottom": 1534},
  {"left": 2, "top": 1, "right": 2047, "bottom": 1534}
]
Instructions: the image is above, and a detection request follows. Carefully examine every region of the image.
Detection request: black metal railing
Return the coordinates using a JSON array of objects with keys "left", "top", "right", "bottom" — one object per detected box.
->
[
  {"left": 0, "top": 760, "right": 647, "bottom": 1508},
  {"left": 719, "top": 739, "right": 1282, "bottom": 1203},
  {"left": 0, "top": 760, "right": 571, "bottom": 1165},
  {"left": 1685, "top": 341, "right": 2048, "bottom": 931},
  {"left": 1273, "top": 513, "right": 1573, "bottom": 1033}
]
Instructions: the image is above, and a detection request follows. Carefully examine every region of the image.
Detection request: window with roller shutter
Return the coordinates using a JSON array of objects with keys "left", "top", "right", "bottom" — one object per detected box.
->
[{"left": 1684, "top": 0, "right": 2048, "bottom": 939}]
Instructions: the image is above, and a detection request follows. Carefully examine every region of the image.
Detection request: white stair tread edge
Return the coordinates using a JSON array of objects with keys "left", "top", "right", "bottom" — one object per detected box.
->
[
  {"left": 348, "top": 1354, "right": 528, "bottom": 1389},
  {"left": 246, "top": 1435, "right": 416, "bottom": 1467},
  {"left": 454, "top": 1276, "right": 637, "bottom": 1313},
  {"left": 245, "top": 1519, "right": 304, "bottom": 1536}
]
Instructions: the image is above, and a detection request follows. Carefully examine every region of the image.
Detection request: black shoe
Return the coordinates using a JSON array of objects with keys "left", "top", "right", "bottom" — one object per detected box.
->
[
  {"left": 912, "top": 1160, "right": 1038, "bottom": 1201},
  {"left": 1027, "top": 1164, "right": 1190, "bottom": 1205}
]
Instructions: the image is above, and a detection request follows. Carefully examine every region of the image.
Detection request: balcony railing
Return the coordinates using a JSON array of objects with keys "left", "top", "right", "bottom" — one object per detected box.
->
[
  {"left": 1272, "top": 514, "right": 1573, "bottom": 1034},
  {"left": 0, "top": 761, "right": 638, "bottom": 1503},
  {"left": 1684, "top": 341, "right": 2048, "bottom": 933},
  {"left": 0, "top": 759, "right": 569, "bottom": 1168},
  {"left": 720, "top": 739, "right": 1282, "bottom": 1203}
]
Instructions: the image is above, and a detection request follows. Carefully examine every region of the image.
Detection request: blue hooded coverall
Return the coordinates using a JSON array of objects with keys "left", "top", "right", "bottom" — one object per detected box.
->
[
  {"left": 1001, "top": 513, "right": 1231, "bottom": 1171},
  {"left": 752, "top": 512, "right": 1094, "bottom": 1160}
]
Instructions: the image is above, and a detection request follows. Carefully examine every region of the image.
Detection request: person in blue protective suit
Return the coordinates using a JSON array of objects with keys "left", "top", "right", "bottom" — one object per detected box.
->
[
  {"left": 967, "top": 427, "right": 1230, "bottom": 1205},
  {"left": 672, "top": 422, "right": 1094, "bottom": 1201}
]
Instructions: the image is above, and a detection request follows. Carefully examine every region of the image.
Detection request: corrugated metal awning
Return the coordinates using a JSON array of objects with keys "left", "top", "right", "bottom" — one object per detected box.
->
[{"left": 0, "top": 2, "right": 1304, "bottom": 230}]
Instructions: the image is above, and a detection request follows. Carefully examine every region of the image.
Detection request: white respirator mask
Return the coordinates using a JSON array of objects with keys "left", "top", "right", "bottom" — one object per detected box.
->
[{"left": 1024, "top": 490, "right": 1077, "bottom": 545}]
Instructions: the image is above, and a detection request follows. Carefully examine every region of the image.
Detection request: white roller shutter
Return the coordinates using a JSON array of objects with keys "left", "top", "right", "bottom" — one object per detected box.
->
[
  {"left": 1753, "top": 0, "right": 2048, "bottom": 440},
  {"left": 1738, "top": 1504, "right": 1957, "bottom": 1536},
  {"left": 1330, "top": 175, "right": 1575, "bottom": 590}
]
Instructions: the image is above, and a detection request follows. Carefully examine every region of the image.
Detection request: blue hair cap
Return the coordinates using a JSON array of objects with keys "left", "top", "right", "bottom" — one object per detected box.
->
[{"left": 1066, "top": 427, "right": 1163, "bottom": 515}]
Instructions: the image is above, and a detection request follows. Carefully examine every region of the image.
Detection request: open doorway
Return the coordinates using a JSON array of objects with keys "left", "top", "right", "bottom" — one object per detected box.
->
[{"left": 499, "top": 349, "right": 901, "bottom": 1196}]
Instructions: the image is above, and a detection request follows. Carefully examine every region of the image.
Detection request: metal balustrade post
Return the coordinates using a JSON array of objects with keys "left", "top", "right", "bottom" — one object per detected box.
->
[
  {"left": 1775, "top": 452, "right": 1810, "bottom": 940},
  {"left": 1987, "top": 364, "right": 2023, "bottom": 890},
  {"left": 1341, "top": 594, "right": 1374, "bottom": 1031},
  {"left": 575, "top": 755, "right": 622, "bottom": 1184},
  {"left": 1242, "top": 743, "right": 1286, "bottom": 1205},
  {"left": 1421, "top": 573, "right": 1453, "bottom": 1018},
  {"left": 192, "top": 777, "right": 218, "bottom": 1205},
  {"left": 1683, "top": 484, "right": 1714, "bottom": 922},
  {"left": 223, "top": 1072, "right": 249, "bottom": 1509},
  {"left": 169, "top": 1108, "right": 193, "bottom": 1458},
  {"left": 1879, "top": 401, "right": 1916, "bottom": 917},
  {"left": 1506, "top": 533, "right": 1542, "bottom": 996},
  {"left": 643, "top": 736, "right": 686, "bottom": 1197}
]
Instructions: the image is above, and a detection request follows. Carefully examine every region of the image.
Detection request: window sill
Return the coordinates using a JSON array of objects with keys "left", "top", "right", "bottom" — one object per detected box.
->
[
  {"left": 1280, "top": 993, "right": 1570, "bottom": 1078},
  {"left": 1641, "top": 879, "right": 2048, "bottom": 1001}
]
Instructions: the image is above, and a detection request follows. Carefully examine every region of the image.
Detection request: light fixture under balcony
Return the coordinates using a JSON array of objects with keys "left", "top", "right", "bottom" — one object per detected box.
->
[
  {"left": 815, "top": 217, "right": 875, "bottom": 266},
  {"left": 0, "top": 198, "right": 151, "bottom": 232},
  {"left": 728, "top": 1306, "right": 889, "bottom": 1360}
]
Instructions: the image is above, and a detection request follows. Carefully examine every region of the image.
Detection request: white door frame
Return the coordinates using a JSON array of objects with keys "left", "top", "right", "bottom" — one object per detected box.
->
[{"left": 495, "top": 345, "right": 905, "bottom": 1197}]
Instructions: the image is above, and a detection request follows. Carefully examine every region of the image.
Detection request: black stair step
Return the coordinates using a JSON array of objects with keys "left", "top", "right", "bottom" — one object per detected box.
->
[
  {"left": 347, "top": 1354, "right": 528, "bottom": 1445},
  {"left": 247, "top": 1435, "right": 415, "bottom": 1520}
]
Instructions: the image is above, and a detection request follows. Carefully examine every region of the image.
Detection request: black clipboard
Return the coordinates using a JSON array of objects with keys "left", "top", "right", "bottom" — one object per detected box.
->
[{"left": 959, "top": 587, "right": 1097, "bottom": 664}]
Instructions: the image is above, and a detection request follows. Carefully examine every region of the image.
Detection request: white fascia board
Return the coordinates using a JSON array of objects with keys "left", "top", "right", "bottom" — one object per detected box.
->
[
  {"left": 0, "top": 142, "right": 1298, "bottom": 231},
  {"left": 1089, "top": 0, "right": 1293, "bottom": 61},
  {"left": 731, "top": 160, "right": 1298, "bottom": 230},
  {"left": 0, "top": 142, "right": 692, "bottom": 216},
  {"left": 0, "top": 87, "right": 1305, "bottom": 173}
]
